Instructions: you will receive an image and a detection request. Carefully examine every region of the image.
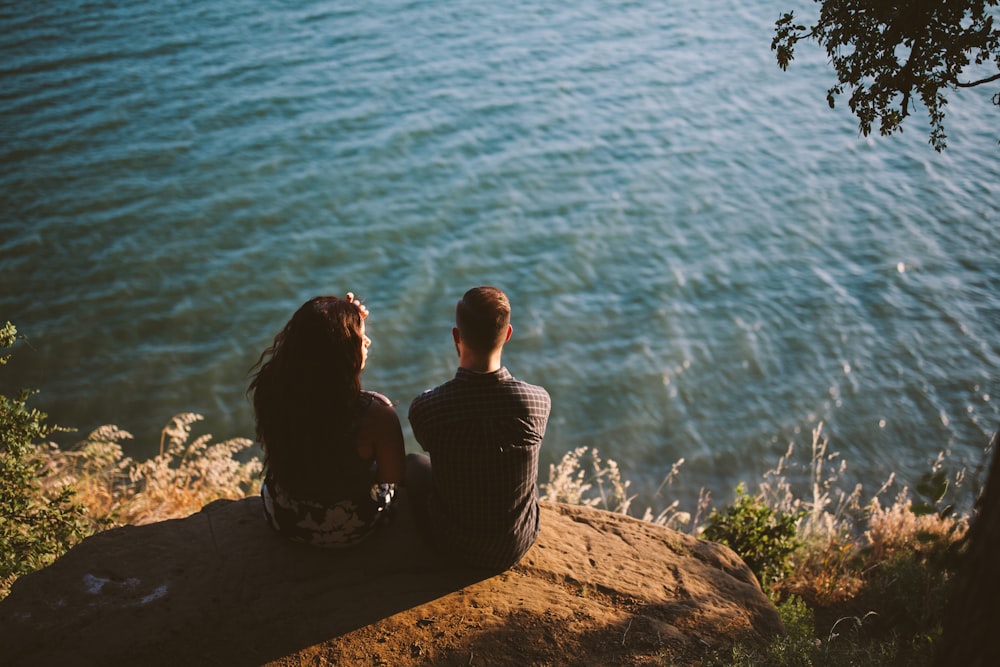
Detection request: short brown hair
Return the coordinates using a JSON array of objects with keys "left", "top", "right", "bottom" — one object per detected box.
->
[{"left": 456, "top": 286, "right": 510, "bottom": 352}]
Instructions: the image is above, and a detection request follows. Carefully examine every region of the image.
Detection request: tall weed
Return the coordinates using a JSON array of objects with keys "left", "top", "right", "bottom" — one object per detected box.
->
[{"left": 45, "top": 414, "right": 262, "bottom": 526}]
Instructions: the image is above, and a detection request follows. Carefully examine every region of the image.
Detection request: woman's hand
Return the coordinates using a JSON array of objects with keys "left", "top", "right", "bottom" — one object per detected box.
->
[{"left": 345, "top": 292, "right": 369, "bottom": 319}]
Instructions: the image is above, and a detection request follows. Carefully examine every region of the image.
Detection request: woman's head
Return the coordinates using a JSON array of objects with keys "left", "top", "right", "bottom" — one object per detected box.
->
[
  {"left": 248, "top": 295, "right": 371, "bottom": 488},
  {"left": 279, "top": 296, "right": 369, "bottom": 379}
]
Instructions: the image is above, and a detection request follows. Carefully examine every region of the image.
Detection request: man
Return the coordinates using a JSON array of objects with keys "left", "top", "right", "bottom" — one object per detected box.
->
[{"left": 407, "top": 286, "right": 551, "bottom": 570}]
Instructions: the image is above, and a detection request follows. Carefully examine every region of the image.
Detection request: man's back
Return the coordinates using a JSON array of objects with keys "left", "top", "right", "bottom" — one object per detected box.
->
[{"left": 409, "top": 366, "right": 551, "bottom": 570}]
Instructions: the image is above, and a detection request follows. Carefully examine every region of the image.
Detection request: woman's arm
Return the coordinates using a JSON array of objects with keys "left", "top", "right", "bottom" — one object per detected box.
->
[{"left": 358, "top": 395, "right": 406, "bottom": 484}]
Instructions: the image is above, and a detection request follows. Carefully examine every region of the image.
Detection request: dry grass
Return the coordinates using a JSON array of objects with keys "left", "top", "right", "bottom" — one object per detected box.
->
[
  {"left": 766, "top": 426, "right": 968, "bottom": 615},
  {"left": 865, "top": 489, "right": 964, "bottom": 561},
  {"left": 540, "top": 446, "right": 701, "bottom": 531},
  {"left": 41, "top": 413, "right": 262, "bottom": 527},
  {"left": 541, "top": 445, "right": 636, "bottom": 514}
]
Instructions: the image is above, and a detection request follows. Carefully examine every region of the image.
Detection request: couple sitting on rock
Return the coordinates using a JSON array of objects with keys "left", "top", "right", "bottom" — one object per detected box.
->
[{"left": 247, "top": 286, "right": 552, "bottom": 571}]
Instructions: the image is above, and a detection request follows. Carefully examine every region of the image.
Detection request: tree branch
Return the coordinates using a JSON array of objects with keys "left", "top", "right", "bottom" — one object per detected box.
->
[{"left": 954, "top": 71, "right": 1000, "bottom": 87}]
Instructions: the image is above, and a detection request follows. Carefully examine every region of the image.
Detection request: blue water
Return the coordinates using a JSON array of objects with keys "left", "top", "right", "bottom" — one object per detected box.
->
[{"left": 2, "top": 0, "right": 998, "bottom": 512}]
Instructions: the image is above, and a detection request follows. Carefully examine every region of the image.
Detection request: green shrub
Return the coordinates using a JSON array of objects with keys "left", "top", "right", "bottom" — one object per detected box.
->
[
  {"left": 704, "top": 594, "right": 902, "bottom": 667},
  {"left": 701, "top": 595, "right": 817, "bottom": 666},
  {"left": 0, "top": 322, "right": 91, "bottom": 599},
  {"left": 703, "top": 483, "right": 803, "bottom": 588}
]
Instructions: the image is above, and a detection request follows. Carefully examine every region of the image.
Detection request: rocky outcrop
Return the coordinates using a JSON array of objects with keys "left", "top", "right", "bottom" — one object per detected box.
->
[{"left": 0, "top": 497, "right": 782, "bottom": 666}]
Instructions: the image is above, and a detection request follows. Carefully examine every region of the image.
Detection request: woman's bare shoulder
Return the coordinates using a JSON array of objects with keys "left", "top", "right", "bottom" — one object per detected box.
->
[
  {"left": 364, "top": 390, "right": 395, "bottom": 408},
  {"left": 362, "top": 391, "right": 401, "bottom": 427}
]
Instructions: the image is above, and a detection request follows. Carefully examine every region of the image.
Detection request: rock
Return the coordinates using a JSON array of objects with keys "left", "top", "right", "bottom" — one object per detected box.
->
[{"left": 0, "top": 498, "right": 782, "bottom": 666}]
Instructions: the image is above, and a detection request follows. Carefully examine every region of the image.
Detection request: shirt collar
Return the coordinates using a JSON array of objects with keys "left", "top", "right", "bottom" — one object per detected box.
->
[{"left": 455, "top": 366, "right": 512, "bottom": 382}]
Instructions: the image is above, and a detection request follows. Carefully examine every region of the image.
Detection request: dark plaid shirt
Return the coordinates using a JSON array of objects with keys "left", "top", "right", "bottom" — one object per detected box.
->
[{"left": 408, "top": 366, "right": 551, "bottom": 570}]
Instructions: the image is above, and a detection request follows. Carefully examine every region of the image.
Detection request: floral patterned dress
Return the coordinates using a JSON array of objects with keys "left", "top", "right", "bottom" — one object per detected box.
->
[{"left": 260, "top": 392, "right": 396, "bottom": 548}]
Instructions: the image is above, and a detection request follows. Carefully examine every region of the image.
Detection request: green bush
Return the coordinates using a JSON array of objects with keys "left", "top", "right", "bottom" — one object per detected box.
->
[
  {"left": 703, "top": 483, "right": 803, "bottom": 588},
  {"left": 704, "top": 594, "right": 902, "bottom": 667},
  {"left": 0, "top": 322, "right": 91, "bottom": 598},
  {"left": 704, "top": 595, "right": 818, "bottom": 667}
]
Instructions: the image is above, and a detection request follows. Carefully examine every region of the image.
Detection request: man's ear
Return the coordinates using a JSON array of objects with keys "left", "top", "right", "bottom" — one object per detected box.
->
[
  {"left": 504, "top": 324, "right": 512, "bottom": 343},
  {"left": 452, "top": 327, "right": 461, "bottom": 345}
]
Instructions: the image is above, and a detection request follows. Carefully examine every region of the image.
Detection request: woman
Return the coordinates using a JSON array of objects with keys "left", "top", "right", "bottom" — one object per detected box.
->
[{"left": 248, "top": 293, "right": 405, "bottom": 547}]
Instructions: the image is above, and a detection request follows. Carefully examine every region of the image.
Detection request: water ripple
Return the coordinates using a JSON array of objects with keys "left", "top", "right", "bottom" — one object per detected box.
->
[{"left": 1, "top": 0, "right": 997, "bottom": 511}]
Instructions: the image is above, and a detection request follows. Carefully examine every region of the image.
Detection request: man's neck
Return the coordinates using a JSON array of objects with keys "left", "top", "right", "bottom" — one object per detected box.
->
[{"left": 458, "top": 351, "right": 503, "bottom": 374}]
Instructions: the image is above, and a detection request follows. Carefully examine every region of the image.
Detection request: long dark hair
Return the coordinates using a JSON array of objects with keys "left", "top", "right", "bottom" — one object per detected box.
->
[{"left": 248, "top": 296, "right": 366, "bottom": 497}]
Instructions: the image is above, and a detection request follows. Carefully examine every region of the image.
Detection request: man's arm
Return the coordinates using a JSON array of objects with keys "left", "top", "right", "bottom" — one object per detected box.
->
[{"left": 407, "top": 390, "right": 433, "bottom": 452}]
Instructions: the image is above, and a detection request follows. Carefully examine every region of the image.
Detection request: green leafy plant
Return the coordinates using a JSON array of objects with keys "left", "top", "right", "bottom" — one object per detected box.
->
[
  {"left": 0, "top": 322, "right": 91, "bottom": 599},
  {"left": 703, "top": 483, "right": 804, "bottom": 588},
  {"left": 701, "top": 595, "right": 817, "bottom": 666}
]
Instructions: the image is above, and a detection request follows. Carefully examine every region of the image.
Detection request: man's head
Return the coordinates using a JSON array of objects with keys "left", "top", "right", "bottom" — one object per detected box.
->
[{"left": 455, "top": 286, "right": 512, "bottom": 354}]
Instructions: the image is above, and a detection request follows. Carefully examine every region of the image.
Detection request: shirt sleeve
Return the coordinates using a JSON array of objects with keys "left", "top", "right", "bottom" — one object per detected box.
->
[{"left": 407, "top": 390, "right": 432, "bottom": 451}]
